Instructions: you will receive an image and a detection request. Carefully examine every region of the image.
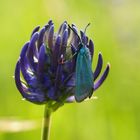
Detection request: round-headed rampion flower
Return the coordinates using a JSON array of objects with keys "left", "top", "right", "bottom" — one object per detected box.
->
[{"left": 15, "top": 20, "right": 110, "bottom": 105}]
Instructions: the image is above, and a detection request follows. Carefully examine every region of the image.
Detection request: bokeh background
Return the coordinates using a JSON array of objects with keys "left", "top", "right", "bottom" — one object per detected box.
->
[{"left": 0, "top": 0, "right": 140, "bottom": 140}]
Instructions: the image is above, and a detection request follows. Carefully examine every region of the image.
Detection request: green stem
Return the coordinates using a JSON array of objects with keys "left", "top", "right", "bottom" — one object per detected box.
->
[{"left": 41, "top": 104, "right": 51, "bottom": 140}]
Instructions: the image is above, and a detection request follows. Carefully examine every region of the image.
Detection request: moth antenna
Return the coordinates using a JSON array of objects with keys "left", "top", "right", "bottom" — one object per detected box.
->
[
  {"left": 84, "top": 23, "right": 90, "bottom": 34},
  {"left": 68, "top": 24, "right": 81, "bottom": 42}
]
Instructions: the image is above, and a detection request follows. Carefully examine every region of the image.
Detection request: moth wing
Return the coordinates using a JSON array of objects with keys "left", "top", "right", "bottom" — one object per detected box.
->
[{"left": 75, "top": 51, "right": 93, "bottom": 102}]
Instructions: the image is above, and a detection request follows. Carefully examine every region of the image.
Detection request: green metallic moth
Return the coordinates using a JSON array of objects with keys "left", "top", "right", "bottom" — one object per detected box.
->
[{"left": 69, "top": 24, "right": 94, "bottom": 102}]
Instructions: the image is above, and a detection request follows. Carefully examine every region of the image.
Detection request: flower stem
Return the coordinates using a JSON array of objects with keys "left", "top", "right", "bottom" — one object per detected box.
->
[{"left": 41, "top": 104, "right": 51, "bottom": 140}]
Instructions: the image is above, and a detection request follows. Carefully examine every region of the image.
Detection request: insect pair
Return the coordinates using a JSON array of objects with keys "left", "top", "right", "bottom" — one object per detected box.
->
[{"left": 60, "top": 24, "right": 94, "bottom": 102}]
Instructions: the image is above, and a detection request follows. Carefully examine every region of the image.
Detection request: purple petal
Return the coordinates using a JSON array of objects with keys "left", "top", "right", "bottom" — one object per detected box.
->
[
  {"left": 80, "top": 30, "right": 84, "bottom": 38},
  {"left": 58, "top": 23, "right": 63, "bottom": 34},
  {"left": 58, "top": 21, "right": 67, "bottom": 34},
  {"left": 71, "top": 44, "right": 77, "bottom": 54},
  {"left": 94, "top": 64, "right": 110, "bottom": 90},
  {"left": 30, "top": 26, "right": 40, "bottom": 38},
  {"left": 51, "top": 35, "right": 61, "bottom": 70},
  {"left": 80, "top": 31, "right": 87, "bottom": 44},
  {"left": 61, "top": 29, "right": 68, "bottom": 54},
  {"left": 71, "top": 44, "right": 77, "bottom": 71},
  {"left": 43, "top": 24, "right": 51, "bottom": 44},
  {"left": 60, "top": 22, "right": 67, "bottom": 34},
  {"left": 81, "top": 31, "right": 88, "bottom": 45},
  {"left": 71, "top": 24, "right": 78, "bottom": 33},
  {"left": 37, "top": 44, "right": 46, "bottom": 81},
  {"left": 38, "top": 27, "right": 46, "bottom": 49},
  {"left": 67, "top": 26, "right": 71, "bottom": 38},
  {"left": 65, "top": 73, "right": 75, "bottom": 86},
  {"left": 85, "top": 36, "right": 88, "bottom": 44},
  {"left": 71, "top": 25, "right": 79, "bottom": 47},
  {"left": 93, "top": 53, "right": 103, "bottom": 81},
  {"left": 48, "top": 20, "right": 53, "bottom": 25},
  {"left": 15, "top": 61, "right": 29, "bottom": 99},
  {"left": 44, "top": 24, "right": 49, "bottom": 30},
  {"left": 54, "top": 35, "right": 61, "bottom": 53},
  {"left": 54, "top": 62, "right": 63, "bottom": 96},
  {"left": 27, "top": 91, "right": 47, "bottom": 104},
  {"left": 27, "top": 32, "right": 39, "bottom": 71},
  {"left": 20, "top": 42, "right": 32, "bottom": 83},
  {"left": 48, "top": 25, "right": 54, "bottom": 48},
  {"left": 62, "top": 29, "right": 68, "bottom": 46},
  {"left": 47, "top": 87, "right": 56, "bottom": 100},
  {"left": 62, "top": 60, "right": 73, "bottom": 75},
  {"left": 88, "top": 39, "right": 94, "bottom": 58},
  {"left": 42, "top": 75, "right": 52, "bottom": 89}
]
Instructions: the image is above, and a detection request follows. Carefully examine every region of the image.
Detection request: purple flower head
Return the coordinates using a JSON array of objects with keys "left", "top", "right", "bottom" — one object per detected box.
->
[{"left": 15, "top": 20, "right": 110, "bottom": 105}]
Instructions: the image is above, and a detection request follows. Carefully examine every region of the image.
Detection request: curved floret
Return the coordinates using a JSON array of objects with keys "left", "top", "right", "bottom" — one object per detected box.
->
[{"left": 15, "top": 20, "right": 110, "bottom": 105}]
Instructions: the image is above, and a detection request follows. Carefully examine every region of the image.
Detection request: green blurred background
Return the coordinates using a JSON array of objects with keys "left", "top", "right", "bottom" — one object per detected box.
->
[{"left": 0, "top": 0, "right": 140, "bottom": 140}]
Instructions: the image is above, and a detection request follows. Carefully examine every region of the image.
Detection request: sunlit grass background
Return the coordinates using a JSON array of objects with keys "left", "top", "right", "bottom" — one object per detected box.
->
[{"left": 0, "top": 0, "right": 140, "bottom": 140}]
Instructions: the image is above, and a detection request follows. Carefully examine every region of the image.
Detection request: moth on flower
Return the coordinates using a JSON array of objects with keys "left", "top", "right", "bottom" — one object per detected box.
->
[{"left": 15, "top": 20, "right": 110, "bottom": 106}]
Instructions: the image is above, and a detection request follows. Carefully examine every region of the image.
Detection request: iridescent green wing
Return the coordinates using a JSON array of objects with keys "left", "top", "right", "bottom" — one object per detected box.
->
[{"left": 75, "top": 46, "right": 93, "bottom": 102}]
